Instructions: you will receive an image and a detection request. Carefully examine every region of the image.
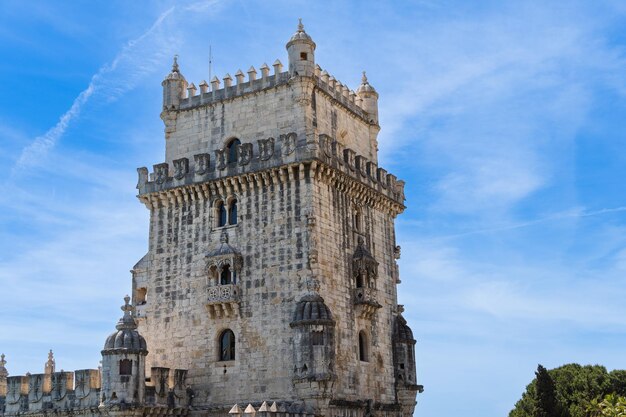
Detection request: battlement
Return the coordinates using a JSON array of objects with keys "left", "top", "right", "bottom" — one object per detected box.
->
[
  {"left": 136, "top": 132, "right": 405, "bottom": 208},
  {"left": 2, "top": 370, "right": 100, "bottom": 414},
  {"left": 171, "top": 60, "right": 371, "bottom": 124}
]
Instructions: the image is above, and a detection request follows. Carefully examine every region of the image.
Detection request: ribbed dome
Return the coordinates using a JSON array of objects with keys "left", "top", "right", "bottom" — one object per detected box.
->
[
  {"left": 394, "top": 314, "right": 415, "bottom": 343},
  {"left": 291, "top": 292, "right": 334, "bottom": 326},
  {"left": 102, "top": 296, "right": 148, "bottom": 354},
  {"left": 356, "top": 72, "right": 377, "bottom": 95},
  {"left": 287, "top": 19, "right": 315, "bottom": 48}
]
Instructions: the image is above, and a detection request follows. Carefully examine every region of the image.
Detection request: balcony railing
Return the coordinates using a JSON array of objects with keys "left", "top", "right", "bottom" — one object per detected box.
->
[
  {"left": 352, "top": 287, "right": 382, "bottom": 319},
  {"left": 206, "top": 284, "right": 240, "bottom": 318}
]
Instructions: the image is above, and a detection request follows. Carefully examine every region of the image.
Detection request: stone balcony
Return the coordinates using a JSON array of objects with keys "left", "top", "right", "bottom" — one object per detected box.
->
[
  {"left": 206, "top": 284, "right": 240, "bottom": 318},
  {"left": 352, "top": 287, "right": 382, "bottom": 319}
]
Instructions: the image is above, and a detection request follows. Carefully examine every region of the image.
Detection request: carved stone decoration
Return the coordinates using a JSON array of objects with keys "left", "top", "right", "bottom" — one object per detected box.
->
[
  {"left": 205, "top": 233, "right": 244, "bottom": 319},
  {"left": 281, "top": 132, "right": 297, "bottom": 155},
  {"left": 173, "top": 158, "right": 189, "bottom": 180},
  {"left": 137, "top": 167, "right": 149, "bottom": 189},
  {"left": 51, "top": 372, "right": 70, "bottom": 401},
  {"left": 394, "top": 245, "right": 401, "bottom": 260},
  {"left": 353, "top": 237, "right": 379, "bottom": 279},
  {"left": 6, "top": 377, "right": 23, "bottom": 404},
  {"left": 153, "top": 163, "right": 169, "bottom": 184},
  {"left": 215, "top": 149, "right": 227, "bottom": 170},
  {"left": 74, "top": 370, "right": 89, "bottom": 399},
  {"left": 258, "top": 137, "right": 275, "bottom": 161},
  {"left": 194, "top": 153, "right": 210, "bottom": 175},
  {"left": 28, "top": 374, "right": 43, "bottom": 403},
  {"left": 237, "top": 143, "right": 253, "bottom": 165},
  {"left": 152, "top": 367, "right": 169, "bottom": 398},
  {"left": 319, "top": 134, "right": 333, "bottom": 157}
]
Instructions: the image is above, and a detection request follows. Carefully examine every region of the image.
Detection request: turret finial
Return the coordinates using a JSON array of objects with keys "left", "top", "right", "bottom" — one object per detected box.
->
[
  {"left": 45, "top": 350, "right": 55, "bottom": 374},
  {"left": 362, "top": 71, "right": 368, "bottom": 84},
  {"left": 122, "top": 295, "right": 132, "bottom": 315},
  {"left": 298, "top": 18, "right": 304, "bottom": 32},
  {"left": 0, "top": 353, "right": 5, "bottom": 368},
  {"left": 172, "top": 55, "right": 180, "bottom": 73}
]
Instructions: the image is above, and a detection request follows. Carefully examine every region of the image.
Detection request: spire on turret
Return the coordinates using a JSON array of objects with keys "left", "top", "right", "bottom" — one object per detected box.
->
[
  {"left": 357, "top": 71, "right": 377, "bottom": 95},
  {"left": 0, "top": 353, "right": 7, "bottom": 378},
  {"left": 172, "top": 55, "right": 179, "bottom": 73},
  {"left": 286, "top": 18, "right": 316, "bottom": 76},
  {"left": 45, "top": 349, "right": 55, "bottom": 375}
]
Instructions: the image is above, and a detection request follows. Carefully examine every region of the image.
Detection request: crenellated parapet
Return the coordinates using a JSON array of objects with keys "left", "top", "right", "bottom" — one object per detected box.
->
[
  {"left": 3, "top": 369, "right": 101, "bottom": 415},
  {"left": 169, "top": 62, "right": 374, "bottom": 126},
  {"left": 137, "top": 132, "right": 405, "bottom": 213}
]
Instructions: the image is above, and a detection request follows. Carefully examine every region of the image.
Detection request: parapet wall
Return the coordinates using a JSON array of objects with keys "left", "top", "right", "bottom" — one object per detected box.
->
[
  {"left": 136, "top": 132, "right": 404, "bottom": 207},
  {"left": 3, "top": 370, "right": 100, "bottom": 414},
  {"left": 174, "top": 60, "right": 371, "bottom": 124}
]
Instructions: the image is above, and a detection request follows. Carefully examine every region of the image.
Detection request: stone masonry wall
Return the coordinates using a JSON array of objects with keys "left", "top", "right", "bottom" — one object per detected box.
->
[{"left": 136, "top": 165, "right": 315, "bottom": 407}]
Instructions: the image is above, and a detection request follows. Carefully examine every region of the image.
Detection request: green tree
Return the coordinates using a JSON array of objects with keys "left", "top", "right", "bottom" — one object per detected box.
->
[
  {"left": 534, "top": 364, "right": 564, "bottom": 417},
  {"left": 510, "top": 364, "right": 626, "bottom": 417}
]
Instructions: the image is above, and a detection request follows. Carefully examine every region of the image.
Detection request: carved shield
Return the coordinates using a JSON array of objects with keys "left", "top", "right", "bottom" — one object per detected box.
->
[
  {"left": 74, "top": 370, "right": 90, "bottom": 399},
  {"left": 281, "top": 132, "right": 297, "bottom": 156},
  {"left": 51, "top": 373, "right": 68, "bottom": 401},
  {"left": 28, "top": 374, "right": 43, "bottom": 403},
  {"left": 173, "top": 158, "right": 189, "bottom": 180},
  {"left": 194, "top": 153, "right": 210, "bottom": 175},
  {"left": 237, "top": 143, "right": 253, "bottom": 165},
  {"left": 258, "top": 137, "right": 275, "bottom": 161},
  {"left": 6, "top": 377, "right": 22, "bottom": 404}
]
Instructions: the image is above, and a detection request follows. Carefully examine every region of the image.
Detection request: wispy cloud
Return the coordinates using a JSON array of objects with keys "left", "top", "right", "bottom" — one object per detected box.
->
[{"left": 12, "top": 5, "right": 178, "bottom": 173}]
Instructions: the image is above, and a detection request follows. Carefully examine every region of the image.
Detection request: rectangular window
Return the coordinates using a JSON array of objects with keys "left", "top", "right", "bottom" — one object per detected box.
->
[{"left": 119, "top": 359, "right": 132, "bottom": 376}]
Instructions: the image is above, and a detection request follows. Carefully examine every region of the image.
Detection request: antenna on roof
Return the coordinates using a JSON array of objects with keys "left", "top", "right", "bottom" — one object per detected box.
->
[{"left": 208, "top": 45, "right": 212, "bottom": 84}]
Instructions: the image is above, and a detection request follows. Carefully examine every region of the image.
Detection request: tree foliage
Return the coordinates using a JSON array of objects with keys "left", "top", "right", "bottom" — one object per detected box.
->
[{"left": 510, "top": 364, "right": 626, "bottom": 417}]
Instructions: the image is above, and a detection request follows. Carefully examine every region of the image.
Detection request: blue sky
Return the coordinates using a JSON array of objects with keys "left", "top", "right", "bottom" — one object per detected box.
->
[{"left": 1, "top": 1, "right": 626, "bottom": 416}]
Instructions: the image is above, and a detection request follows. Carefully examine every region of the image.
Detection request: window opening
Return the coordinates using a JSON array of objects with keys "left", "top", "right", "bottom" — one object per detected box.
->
[
  {"left": 220, "top": 265, "right": 232, "bottom": 285},
  {"left": 300, "top": 52, "right": 308, "bottom": 60},
  {"left": 358, "top": 331, "right": 368, "bottom": 362},
  {"left": 311, "top": 331, "right": 324, "bottom": 346},
  {"left": 217, "top": 201, "right": 227, "bottom": 227},
  {"left": 229, "top": 199, "right": 238, "bottom": 225},
  {"left": 226, "top": 139, "right": 241, "bottom": 164},
  {"left": 219, "top": 329, "right": 236, "bottom": 361},
  {"left": 119, "top": 359, "right": 132, "bottom": 376}
]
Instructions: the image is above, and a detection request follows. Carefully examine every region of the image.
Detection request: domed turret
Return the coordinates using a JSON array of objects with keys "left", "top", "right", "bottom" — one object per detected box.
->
[
  {"left": 290, "top": 281, "right": 335, "bottom": 385},
  {"left": 286, "top": 19, "right": 316, "bottom": 77},
  {"left": 357, "top": 72, "right": 379, "bottom": 125},
  {"left": 100, "top": 296, "right": 148, "bottom": 407},
  {"left": 161, "top": 55, "right": 187, "bottom": 110}
]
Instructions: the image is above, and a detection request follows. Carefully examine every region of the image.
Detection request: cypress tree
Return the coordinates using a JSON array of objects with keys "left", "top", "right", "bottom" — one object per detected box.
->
[{"left": 534, "top": 364, "right": 564, "bottom": 417}]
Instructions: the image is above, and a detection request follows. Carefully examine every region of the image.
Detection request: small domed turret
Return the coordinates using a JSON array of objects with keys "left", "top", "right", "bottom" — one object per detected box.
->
[
  {"left": 100, "top": 296, "right": 147, "bottom": 407},
  {"left": 161, "top": 55, "right": 187, "bottom": 110},
  {"left": 286, "top": 19, "right": 316, "bottom": 77},
  {"left": 357, "top": 72, "right": 379, "bottom": 124}
]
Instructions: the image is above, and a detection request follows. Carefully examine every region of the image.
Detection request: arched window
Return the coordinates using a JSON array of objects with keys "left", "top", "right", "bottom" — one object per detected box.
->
[
  {"left": 217, "top": 200, "right": 227, "bottom": 227},
  {"left": 219, "top": 329, "right": 236, "bottom": 361},
  {"left": 358, "top": 331, "right": 368, "bottom": 362},
  {"left": 226, "top": 139, "right": 241, "bottom": 164},
  {"left": 119, "top": 359, "right": 132, "bottom": 375},
  {"left": 356, "top": 273, "right": 364, "bottom": 288},
  {"left": 228, "top": 199, "right": 238, "bottom": 225},
  {"left": 220, "top": 264, "right": 233, "bottom": 285}
]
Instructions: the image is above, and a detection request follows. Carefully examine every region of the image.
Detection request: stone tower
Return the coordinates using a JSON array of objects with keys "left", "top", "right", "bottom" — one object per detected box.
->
[{"left": 133, "top": 21, "right": 422, "bottom": 417}]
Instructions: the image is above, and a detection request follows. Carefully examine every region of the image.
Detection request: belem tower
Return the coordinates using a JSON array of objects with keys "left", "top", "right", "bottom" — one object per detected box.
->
[{"left": 0, "top": 21, "right": 423, "bottom": 417}]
